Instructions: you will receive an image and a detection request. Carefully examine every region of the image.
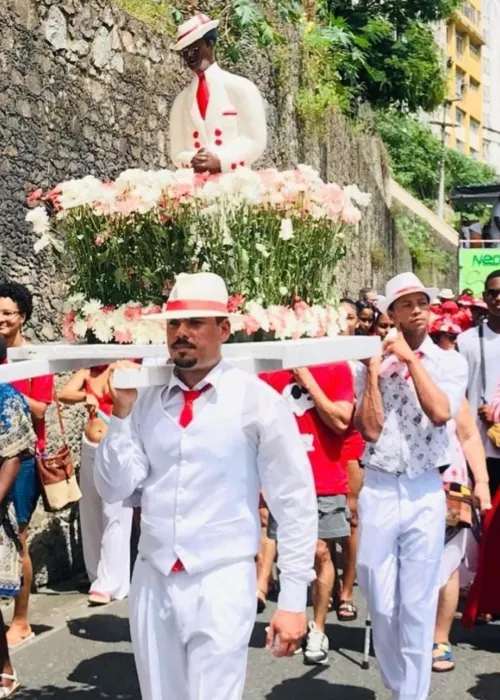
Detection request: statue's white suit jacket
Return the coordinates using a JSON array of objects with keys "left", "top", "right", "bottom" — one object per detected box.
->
[{"left": 169, "top": 63, "right": 267, "bottom": 173}]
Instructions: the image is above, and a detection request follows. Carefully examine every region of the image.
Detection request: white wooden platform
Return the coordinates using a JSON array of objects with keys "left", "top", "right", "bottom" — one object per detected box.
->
[{"left": 3, "top": 336, "right": 380, "bottom": 388}]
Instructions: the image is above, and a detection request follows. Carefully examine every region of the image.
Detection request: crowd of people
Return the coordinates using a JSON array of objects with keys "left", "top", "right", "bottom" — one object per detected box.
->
[{"left": 0, "top": 269, "right": 500, "bottom": 699}]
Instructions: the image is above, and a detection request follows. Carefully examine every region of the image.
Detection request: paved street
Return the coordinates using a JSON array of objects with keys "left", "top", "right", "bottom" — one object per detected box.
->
[{"left": 5, "top": 583, "right": 500, "bottom": 699}]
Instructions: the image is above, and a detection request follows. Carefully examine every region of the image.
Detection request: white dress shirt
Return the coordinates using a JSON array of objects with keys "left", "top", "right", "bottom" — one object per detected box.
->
[
  {"left": 458, "top": 324, "right": 500, "bottom": 459},
  {"left": 355, "top": 337, "right": 468, "bottom": 478},
  {"left": 95, "top": 360, "right": 317, "bottom": 612}
]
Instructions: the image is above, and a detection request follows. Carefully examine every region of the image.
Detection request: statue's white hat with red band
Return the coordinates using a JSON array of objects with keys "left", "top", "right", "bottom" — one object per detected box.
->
[
  {"left": 146, "top": 272, "right": 242, "bottom": 322},
  {"left": 173, "top": 14, "right": 219, "bottom": 52},
  {"left": 379, "top": 272, "right": 439, "bottom": 314}
]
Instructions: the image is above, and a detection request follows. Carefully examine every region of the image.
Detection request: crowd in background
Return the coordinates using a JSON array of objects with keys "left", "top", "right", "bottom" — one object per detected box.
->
[{"left": 1, "top": 271, "right": 500, "bottom": 697}]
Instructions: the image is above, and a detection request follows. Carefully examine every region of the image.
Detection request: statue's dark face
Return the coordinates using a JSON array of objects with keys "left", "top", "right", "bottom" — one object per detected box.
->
[{"left": 181, "top": 39, "right": 215, "bottom": 72}]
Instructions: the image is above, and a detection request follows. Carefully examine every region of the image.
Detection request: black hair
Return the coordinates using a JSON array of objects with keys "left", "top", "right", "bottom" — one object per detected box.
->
[
  {"left": 340, "top": 298, "right": 356, "bottom": 309},
  {"left": 485, "top": 269, "right": 500, "bottom": 287},
  {"left": 202, "top": 28, "right": 218, "bottom": 46},
  {"left": 0, "top": 282, "right": 33, "bottom": 322},
  {"left": 0, "top": 335, "right": 6, "bottom": 363},
  {"left": 355, "top": 300, "right": 376, "bottom": 315}
]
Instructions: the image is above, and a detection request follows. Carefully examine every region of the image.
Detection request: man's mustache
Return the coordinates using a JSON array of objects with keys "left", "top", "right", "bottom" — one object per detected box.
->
[{"left": 172, "top": 339, "right": 197, "bottom": 349}]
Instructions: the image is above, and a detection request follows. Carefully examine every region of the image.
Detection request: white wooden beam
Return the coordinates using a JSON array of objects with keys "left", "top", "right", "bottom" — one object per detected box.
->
[{"left": 2, "top": 336, "right": 381, "bottom": 388}]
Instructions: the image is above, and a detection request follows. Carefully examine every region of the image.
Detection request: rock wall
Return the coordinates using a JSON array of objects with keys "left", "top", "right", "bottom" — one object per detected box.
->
[{"left": 1, "top": 0, "right": 403, "bottom": 583}]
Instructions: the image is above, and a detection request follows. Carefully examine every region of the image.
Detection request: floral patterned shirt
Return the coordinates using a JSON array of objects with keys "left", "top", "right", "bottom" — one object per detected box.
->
[{"left": 355, "top": 337, "right": 468, "bottom": 479}]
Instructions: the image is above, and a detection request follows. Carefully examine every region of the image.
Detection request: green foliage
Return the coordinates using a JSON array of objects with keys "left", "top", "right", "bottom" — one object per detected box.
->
[
  {"left": 395, "top": 211, "right": 453, "bottom": 273},
  {"left": 296, "top": 23, "right": 352, "bottom": 132},
  {"left": 113, "top": 0, "right": 176, "bottom": 33},
  {"left": 377, "top": 110, "right": 497, "bottom": 215}
]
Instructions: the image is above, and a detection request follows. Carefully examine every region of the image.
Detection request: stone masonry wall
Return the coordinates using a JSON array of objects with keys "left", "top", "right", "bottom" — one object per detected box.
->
[{"left": 1, "top": 0, "right": 404, "bottom": 584}]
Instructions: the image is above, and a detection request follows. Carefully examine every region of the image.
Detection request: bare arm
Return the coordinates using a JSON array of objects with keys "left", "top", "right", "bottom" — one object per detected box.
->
[
  {"left": 355, "top": 359, "right": 384, "bottom": 442},
  {"left": 57, "top": 369, "right": 90, "bottom": 405},
  {"left": 407, "top": 355, "right": 451, "bottom": 426},
  {"left": 294, "top": 369, "right": 353, "bottom": 435},
  {"left": 456, "top": 399, "right": 491, "bottom": 512},
  {"left": 24, "top": 395, "right": 49, "bottom": 423}
]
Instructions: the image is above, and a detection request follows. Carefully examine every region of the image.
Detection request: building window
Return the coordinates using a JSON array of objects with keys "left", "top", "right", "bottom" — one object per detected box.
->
[
  {"left": 456, "top": 31, "right": 466, "bottom": 59},
  {"left": 446, "top": 23, "right": 453, "bottom": 44},
  {"left": 470, "top": 148, "right": 479, "bottom": 160},
  {"left": 470, "top": 41, "right": 481, "bottom": 59},
  {"left": 456, "top": 140, "right": 465, "bottom": 153},
  {"left": 463, "top": 1, "right": 480, "bottom": 24},
  {"left": 470, "top": 118, "right": 480, "bottom": 134},
  {"left": 455, "top": 107, "right": 466, "bottom": 126},
  {"left": 470, "top": 78, "right": 480, "bottom": 93},
  {"left": 455, "top": 69, "right": 466, "bottom": 97}
]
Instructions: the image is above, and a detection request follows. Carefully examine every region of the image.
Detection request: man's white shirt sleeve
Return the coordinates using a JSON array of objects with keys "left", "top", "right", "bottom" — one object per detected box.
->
[
  {"left": 255, "top": 384, "right": 318, "bottom": 613},
  {"left": 436, "top": 350, "right": 468, "bottom": 417},
  {"left": 94, "top": 406, "right": 150, "bottom": 504}
]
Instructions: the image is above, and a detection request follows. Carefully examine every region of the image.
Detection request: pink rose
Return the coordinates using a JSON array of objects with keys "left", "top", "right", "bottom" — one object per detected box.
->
[
  {"left": 243, "top": 315, "right": 261, "bottom": 335},
  {"left": 114, "top": 329, "right": 133, "bottom": 344},
  {"left": 228, "top": 294, "right": 245, "bottom": 312}
]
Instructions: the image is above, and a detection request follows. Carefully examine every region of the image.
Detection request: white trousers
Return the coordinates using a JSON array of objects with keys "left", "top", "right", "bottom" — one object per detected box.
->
[
  {"left": 129, "top": 556, "right": 256, "bottom": 700},
  {"left": 80, "top": 434, "right": 132, "bottom": 599},
  {"left": 357, "top": 469, "right": 445, "bottom": 700}
]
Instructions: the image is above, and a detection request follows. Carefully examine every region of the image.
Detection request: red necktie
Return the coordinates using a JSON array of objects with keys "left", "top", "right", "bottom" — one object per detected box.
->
[
  {"left": 196, "top": 72, "right": 210, "bottom": 120},
  {"left": 171, "top": 384, "right": 211, "bottom": 574},
  {"left": 403, "top": 351, "right": 424, "bottom": 381}
]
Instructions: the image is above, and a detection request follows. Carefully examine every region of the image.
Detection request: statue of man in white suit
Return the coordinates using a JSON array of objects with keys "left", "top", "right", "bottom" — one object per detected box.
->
[{"left": 170, "top": 14, "right": 267, "bottom": 174}]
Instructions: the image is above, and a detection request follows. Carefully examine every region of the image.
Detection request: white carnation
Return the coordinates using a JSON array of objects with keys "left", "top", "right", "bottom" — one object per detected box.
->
[
  {"left": 279, "top": 219, "right": 294, "bottom": 241},
  {"left": 82, "top": 299, "right": 103, "bottom": 317},
  {"left": 72, "top": 319, "right": 88, "bottom": 338},
  {"left": 26, "top": 206, "right": 49, "bottom": 235}
]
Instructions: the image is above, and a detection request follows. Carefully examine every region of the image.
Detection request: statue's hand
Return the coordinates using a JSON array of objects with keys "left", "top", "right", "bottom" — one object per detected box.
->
[{"left": 191, "top": 148, "right": 221, "bottom": 174}]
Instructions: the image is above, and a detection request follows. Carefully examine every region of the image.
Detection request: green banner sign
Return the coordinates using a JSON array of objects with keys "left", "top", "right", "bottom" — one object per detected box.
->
[{"left": 459, "top": 249, "right": 500, "bottom": 296}]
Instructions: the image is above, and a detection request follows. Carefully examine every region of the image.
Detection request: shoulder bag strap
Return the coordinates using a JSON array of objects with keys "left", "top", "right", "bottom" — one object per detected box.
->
[{"left": 478, "top": 322, "right": 487, "bottom": 404}]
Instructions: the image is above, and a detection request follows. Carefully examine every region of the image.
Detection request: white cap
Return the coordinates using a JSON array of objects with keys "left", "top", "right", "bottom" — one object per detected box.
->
[
  {"left": 173, "top": 14, "right": 219, "bottom": 52},
  {"left": 146, "top": 272, "right": 242, "bottom": 322},
  {"left": 438, "top": 288, "right": 455, "bottom": 300},
  {"left": 379, "top": 272, "right": 439, "bottom": 314}
]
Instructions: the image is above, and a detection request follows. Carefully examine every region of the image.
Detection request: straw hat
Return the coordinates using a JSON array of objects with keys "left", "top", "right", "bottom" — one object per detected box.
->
[
  {"left": 146, "top": 272, "right": 243, "bottom": 323},
  {"left": 378, "top": 272, "right": 439, "bottom": 314},
  {"left": 173, "top": 14, "right": 219, "bottom": 52},
  {"left": 438, "top": 288, "right": 455, "bottom": 300}
]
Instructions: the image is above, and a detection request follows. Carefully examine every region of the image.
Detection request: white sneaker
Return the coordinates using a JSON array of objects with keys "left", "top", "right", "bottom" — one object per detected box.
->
[{"left": 303, "top": 621, "right": 329, "bottom": 665}]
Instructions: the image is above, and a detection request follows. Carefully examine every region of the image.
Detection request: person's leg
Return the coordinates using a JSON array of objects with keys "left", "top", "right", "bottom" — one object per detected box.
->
[
  {"left": 357, "top": 471, "right": 403, "bottom": 694},
  {"left": 186, "top": 559, "right": 256, "bottom": 700},
  {"left": 0, "top": 608, "right": 18, "bottom": 693},
  {"left": 341, "top": 460, "right": 363, "bottom": 616},
  {"left": 432, "top": 570, "right": 459, "bottom": 672},
  {"left": 397, "top": 471, "right": 446, "bottom": 700},
  {"left": 129, "top": 556, "right": 188, "bottom": 700},
  {"left": 89, "top": 499, "right": 133, "bottom": 601},
  {"left": 256, "top": 505, "right": 276, "bottom": 610},
  {"left": 311, "top": 539, "right": 334, "bottom": 633},
  {"left": 8, "top": 455, "right": 38, "bottom": 648},
  {"left": 79, "top": 436, "right": 103, "bottom": 586}
]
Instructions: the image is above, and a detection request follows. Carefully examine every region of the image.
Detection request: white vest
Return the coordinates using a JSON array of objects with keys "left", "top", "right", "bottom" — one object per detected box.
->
[{"left": 134, "top": 374, "right": 261, "bottom": 577}]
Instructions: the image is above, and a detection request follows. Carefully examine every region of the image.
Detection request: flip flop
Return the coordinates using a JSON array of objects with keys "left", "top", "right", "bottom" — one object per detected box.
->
[
  {"left": 88, "top": 591, "right": 112, "bottom": 606},
  {"left": 432, "top": 642, "right": 455, "bottom": 673},
  {"left": 337, "top": 600, "right": 358, "bottom": 622},
  {"left": 7, "top": 632, "right": 35, "bottom": 650},
  {"left": 0, "top": 671, "right": 20, "bottom": 697}
]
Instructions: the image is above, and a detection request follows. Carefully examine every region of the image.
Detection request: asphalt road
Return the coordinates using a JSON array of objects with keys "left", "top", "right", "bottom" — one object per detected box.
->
[{"left": 6, "top": 584, "right": 500, "bottom": 699}]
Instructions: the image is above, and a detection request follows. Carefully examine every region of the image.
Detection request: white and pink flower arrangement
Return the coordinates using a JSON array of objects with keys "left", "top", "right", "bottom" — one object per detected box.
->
[{"left": 27, "top": 165, "right": 371, "bottom": 343}]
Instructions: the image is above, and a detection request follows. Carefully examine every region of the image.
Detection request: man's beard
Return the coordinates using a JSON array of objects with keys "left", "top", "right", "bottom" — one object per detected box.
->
[{"left": 173, "top": 357, "right": 198, "bottom": 369}]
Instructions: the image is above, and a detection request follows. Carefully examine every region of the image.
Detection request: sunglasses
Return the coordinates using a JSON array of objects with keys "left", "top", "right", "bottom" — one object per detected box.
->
[{"left": 486, "top": 289, "right": 500, "bottom": 298}]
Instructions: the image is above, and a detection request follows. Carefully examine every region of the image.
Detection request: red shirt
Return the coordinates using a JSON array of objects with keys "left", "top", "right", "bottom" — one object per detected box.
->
[
  {"left": 11, "top": 375, "right": 54, "bottom": 452},
  {"left": 260, "top": 363, "right": 354, "bottom": 496}
]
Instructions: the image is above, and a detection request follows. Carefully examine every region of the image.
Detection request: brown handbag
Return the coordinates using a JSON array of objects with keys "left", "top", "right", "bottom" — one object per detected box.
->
[{"left": 35, "top": 395, "right": 82, "bottom": 513}]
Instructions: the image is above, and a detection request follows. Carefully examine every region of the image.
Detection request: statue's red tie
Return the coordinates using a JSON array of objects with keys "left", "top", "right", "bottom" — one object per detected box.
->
[
  {"left": 172, "top": 385, "right": 211, "bottom": 573},
  {"left": 196, "top": 71, "right": 210, "bottom": 120}
]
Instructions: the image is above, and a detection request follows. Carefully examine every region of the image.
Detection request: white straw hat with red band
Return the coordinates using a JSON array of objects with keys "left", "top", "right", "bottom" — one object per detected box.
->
[
  {"left": 173, "top": 14, "right": 219, "bottom": 52},
  {"left": 146, "top": 272, "right": 243, "bottom": 322},
  {"left": 378, "top": 272, "right": 439, "bottom": 314}
]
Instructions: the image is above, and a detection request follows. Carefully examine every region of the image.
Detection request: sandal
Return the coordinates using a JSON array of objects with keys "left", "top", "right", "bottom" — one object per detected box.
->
[
  {"left": 337, "top": 600, "right": 358, "bottom": 622},
  {"left": 88, "top": 591, "right": 112, "bottom": 606},
  {"left": 432, "top": 643, "right": 455, "bottom": 673},
  {"left": 0, "top": 672, "right": 20, "bottom": 698}
]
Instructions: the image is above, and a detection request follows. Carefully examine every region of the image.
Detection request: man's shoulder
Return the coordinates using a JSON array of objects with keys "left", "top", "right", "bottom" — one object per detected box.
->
[
  {"left": 311, "top": 361, "right": 352, "bottom": 384},
  {"left": 219, "top": 68, "right": 260, "bottom": 93}
]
